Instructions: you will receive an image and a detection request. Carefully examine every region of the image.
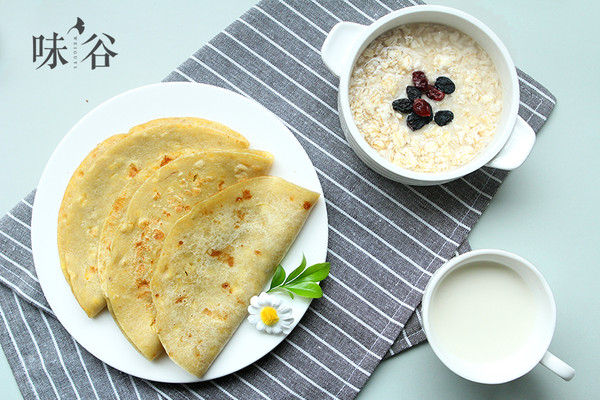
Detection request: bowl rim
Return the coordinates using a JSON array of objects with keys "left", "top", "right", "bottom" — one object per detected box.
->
[{"left": 336, "top": 5, "right": 520, "bottom": 184}]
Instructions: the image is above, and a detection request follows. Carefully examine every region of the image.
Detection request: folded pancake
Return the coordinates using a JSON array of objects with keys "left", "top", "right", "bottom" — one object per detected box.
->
[
  {"left": 104, "top": 150, "right": 274, "bottom": 360},
  {"left": 57, "top": 133, "right": 127, "bottom": 287},
  {"left": 58, "top": 117, "right": 249, "bottom": 317},
  {"left": 151, "top": 176, "right": 320, "bottom": 377},
  {"left": 96, "top": 119, "right": 250, "bottom": 295}
]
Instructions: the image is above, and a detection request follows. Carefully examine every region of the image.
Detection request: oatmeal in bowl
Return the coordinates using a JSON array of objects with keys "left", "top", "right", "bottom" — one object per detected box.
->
[
  {"left": 321, "top": 5, "right": 535, "bottom": 186},
  {"left": 349, "top": 23, "right": 502, "bottom": 173}
]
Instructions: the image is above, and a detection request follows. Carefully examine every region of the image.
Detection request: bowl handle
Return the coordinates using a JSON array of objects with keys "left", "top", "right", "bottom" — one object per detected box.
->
[
  {"left": 485, "top": 116, "right": 536, "bottom": 170},
  {"left": 321, "top": 22, "right": 367, "bottom": 78}
]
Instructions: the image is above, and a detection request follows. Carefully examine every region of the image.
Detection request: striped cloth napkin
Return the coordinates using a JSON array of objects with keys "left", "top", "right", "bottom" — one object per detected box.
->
[{"left": 0, "top": 0, "right": 556, "bottom": 399}]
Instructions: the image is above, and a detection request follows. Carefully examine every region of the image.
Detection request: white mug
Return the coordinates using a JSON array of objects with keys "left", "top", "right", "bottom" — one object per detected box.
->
[{"left": 422, "top": 249, "right": 575, "bottom": 383}]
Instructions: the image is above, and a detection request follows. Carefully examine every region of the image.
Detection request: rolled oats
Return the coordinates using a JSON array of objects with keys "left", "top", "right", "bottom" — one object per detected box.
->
[{"left": 349, "top": 23, "right": 502, "bottom": 173}]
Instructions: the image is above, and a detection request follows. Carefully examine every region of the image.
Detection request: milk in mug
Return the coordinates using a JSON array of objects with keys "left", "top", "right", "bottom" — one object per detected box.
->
[{"left": 428, "top": 261, "right": 537, "bottom": 364}]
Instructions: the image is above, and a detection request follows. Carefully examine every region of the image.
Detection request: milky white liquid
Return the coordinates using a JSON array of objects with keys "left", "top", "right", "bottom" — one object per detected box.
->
[{"left": 429, "top": 262, "right": 537, "bottom": 364}]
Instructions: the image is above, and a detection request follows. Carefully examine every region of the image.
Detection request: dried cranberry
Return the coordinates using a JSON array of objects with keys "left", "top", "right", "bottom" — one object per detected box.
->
[
  {"left": 435, "top": 76, "right": 455, "bottom": 94},
  {"left": 412, "top": 98, "right": 432, "bottom": 117},
  {"left": 406, "top": 113, "right": 429, "bottom": 131},
  {"left": 425, "top": 85, "right": 445, "bottom": 101},
  {"left": 434, "top": 110, "right": 454, "bottom": 126},
  {"left": 392, "top": 98, "right": 413, "bottom": 113},
  {"left": 406, "top": 86, "right": 422, "bottom": 101},
  {"left": 412, "top": 71, "right": 428, "bottom": 91}
]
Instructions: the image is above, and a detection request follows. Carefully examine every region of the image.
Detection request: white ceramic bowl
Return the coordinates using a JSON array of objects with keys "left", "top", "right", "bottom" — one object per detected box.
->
[{"left": 321, "top": 5, "right": 536, "bottom": 186}]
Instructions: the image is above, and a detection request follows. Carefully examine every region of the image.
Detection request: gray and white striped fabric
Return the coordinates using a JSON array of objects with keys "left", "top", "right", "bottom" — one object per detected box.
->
[{"left": 0, "top": 1, "right": 556, "bottom": 399}]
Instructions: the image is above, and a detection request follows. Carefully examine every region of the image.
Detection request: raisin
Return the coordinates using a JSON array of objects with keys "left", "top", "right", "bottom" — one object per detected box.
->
[
  {"left": 424, "top": 112, "right": 433, "bottom": 124},
  {"left": 412, "top": 98, "right": 432, "bottom": 117},
  {"left": 392, "top": 98, "right": 413, "bottom": 113},
  {"left": 434, "top": 110, "right": 454, "bottom": 126},
  {"left": 435, "top": 76, "right": 455, "bottom": 94},
  {"left": 412, "top": 71, "right": 428, "bottom": 91},
  {"left": 406, "top": 86, "right": 422, "bottom": 101},
  {"left": 406, "top": 112, "right": 429, "bottom": 131},
  {"left": 425, "top": 85, "right": 445, "bottom": 101}
]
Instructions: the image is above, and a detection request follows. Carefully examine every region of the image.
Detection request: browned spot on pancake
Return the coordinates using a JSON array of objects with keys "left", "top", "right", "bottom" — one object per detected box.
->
[
  {"left": 77, "top": 170, "right": 85, "bottom": 177},
  {"left": 153, "top": 191, "right": 161, "bottom": 200},
  {"left": 153, "top": 229, "right": 165, "bottom": 240},
  {"left": 221, "top": 282, "right": 233, "bottom": 293},
  {"left": 236, "top": 210, "right": 246, "bottom": 221},
  {"left": 208, "top": 249, "right": 222, "bottom": 257},
  {"left": 128, "top": 163, "right": 140, "bottom": 177},
  {"left": 202, "top": 308, "right": 228, "bottom": 321},
  {"left": 218, "top": 180, "right": 226, "bottom": 191},
  {"left": 136, "top": 279, "right": 149, "bottom": 289},
  {"left": 178, "top": 240, "right": 184, "bottom": 246},
  {"left": 112, "top": 195, "right": 128, "bottom": 213},
  {"left": 200, "top": 208, "right": 213, "bottom": 216},
  {"left": 135, "top": 279, "right": 151, "bottom": 300},
  {"left": 155, "top": 293, "right": 160, "bottom": 297},
  {"left": 303, "top": 201, "right": 312, "bottom": 210},
  {"left": 160, "top": 155, "right": 173, "bottom": 167},
  {"left": 254, "top": 250, "right": 261, "bottom": 255},
  {"left": 162, "top": 210, "right": 171, "bottom": 217},
  {"left": 235, "top": 189, "right": 252, "bottom": 202},
  {"left": 208, "top": 247, "right": 234, "bottom": 267},
  {"left": 174, "top": 295, "right": 187, "bottom": 304}
]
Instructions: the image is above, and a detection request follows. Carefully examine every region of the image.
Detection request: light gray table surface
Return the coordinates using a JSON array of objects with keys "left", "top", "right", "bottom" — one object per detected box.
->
[{"left": 1, "top": 0, "right": 597, "bottom": 399}]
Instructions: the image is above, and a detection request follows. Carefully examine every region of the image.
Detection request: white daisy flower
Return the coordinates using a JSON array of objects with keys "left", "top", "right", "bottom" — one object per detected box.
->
[{"left": 247, "top": 292, "right": 294, "bottom": 335}]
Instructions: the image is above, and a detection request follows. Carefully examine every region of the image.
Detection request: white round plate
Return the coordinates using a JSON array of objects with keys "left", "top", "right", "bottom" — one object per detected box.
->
[{"left": 31, "top": 82, "right": 328, "bottom": 383}]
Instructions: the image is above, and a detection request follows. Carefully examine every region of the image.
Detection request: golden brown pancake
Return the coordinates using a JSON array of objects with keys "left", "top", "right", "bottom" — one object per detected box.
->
[
  {"left": 151, "top": 176, "right": 320, "bottom": 377},
  {"left": 104, "top": 150, "right": 274, "bottom": 359},
  {"left": 57, "top": 117, "right": 249, "bottom": 317}
]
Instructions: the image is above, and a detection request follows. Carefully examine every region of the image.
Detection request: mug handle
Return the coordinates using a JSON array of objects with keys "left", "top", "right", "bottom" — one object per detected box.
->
[
  {"left": 540, "top": 351, "right": 575, "bottom": 381},
  {"left": 321, "top": 22, "right": 367, "bottom": 78},
  {"left": 485, "top": 115, "right": 536, "bottom": 170}
]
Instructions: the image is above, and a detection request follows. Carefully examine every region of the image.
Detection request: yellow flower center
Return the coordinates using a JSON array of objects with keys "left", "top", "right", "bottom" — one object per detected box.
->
[{"left": 260, "top": 307, "right": 279, "bottom": 326}]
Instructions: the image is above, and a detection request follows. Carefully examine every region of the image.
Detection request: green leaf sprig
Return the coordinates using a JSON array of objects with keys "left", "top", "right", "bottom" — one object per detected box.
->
[{"left": 267, "top": 254, "right": 330, "bottom": 299}]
